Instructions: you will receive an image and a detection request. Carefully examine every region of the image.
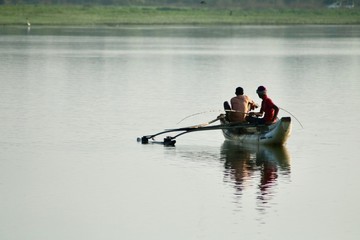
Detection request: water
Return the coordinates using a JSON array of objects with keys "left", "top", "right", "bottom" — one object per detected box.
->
[{"left": 1, "top": 25, "right": 360, "bottom": 240}]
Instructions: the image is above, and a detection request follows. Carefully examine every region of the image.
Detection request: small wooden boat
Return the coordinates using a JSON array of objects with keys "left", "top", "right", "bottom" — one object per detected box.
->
[
  {"left": 139, "top": 114, "right": 291, "bottom": 146},
  {"left": 219, "top": 114, "right": 292, "bottom": 145}
]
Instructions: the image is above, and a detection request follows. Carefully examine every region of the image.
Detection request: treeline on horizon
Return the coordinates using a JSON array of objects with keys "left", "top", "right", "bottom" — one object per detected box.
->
[{"left": 0, "top": 0, "right": 357, "bottom": 9}]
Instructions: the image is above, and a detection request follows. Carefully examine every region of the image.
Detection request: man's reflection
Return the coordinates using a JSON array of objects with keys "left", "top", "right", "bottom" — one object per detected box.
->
[{"left": 220, "top": 141, "right": 291, "bottom": 209}]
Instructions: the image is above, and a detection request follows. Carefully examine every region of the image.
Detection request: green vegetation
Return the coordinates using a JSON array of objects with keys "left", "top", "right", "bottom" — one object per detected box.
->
[{"left": 0, "top": 5, "right": 360, "bottom": 25}]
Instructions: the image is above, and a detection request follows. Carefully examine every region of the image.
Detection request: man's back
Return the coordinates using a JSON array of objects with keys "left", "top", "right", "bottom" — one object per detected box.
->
[{"left": 230, "top": 95, "right": 250, "bottom": 122}]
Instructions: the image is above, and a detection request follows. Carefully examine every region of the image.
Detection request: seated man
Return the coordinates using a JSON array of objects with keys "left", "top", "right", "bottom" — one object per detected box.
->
[
  {"left": 227, "top": 87, "right": 258, "bottom": 122},
  {"left": 246, "top": 86, "right": 279, "bottom": 125}
]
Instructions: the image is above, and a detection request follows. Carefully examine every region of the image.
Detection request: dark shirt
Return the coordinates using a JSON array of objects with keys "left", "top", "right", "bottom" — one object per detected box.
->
[{"left": 260, "top": 96, "right": 276, "bottom": 123}]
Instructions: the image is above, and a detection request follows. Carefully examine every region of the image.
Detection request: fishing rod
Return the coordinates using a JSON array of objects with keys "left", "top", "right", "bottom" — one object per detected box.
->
[
  {"left": 176, "top": 109, "right": 249, "bottom": 125},
  {"left": 176, "top": 109, "right": 223, "bottom": 124},
  {"left": 279, "top": 107, "right": 304, "bottom": 129},
  {"left": 177, "top": 108, "right": 304, "bottom": 128}
]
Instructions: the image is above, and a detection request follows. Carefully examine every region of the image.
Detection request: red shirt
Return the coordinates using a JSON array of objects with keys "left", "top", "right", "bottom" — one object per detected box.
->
[{"left": 261, "top": 96, "right": 276, "bottom": 123}]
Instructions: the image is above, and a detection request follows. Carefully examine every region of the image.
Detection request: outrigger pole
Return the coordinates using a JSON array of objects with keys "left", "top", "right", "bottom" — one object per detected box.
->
[
  {"left": 138, "top": 117, "right": 221, "bottom": 146},
  {"left": 138, "top": 115, "right": 256, "bottom": 146}
]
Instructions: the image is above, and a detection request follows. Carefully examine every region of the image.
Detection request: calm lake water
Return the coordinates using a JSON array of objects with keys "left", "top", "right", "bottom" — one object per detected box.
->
[{"left": 1, "top": 25, "right": 360, "bottom": 240}]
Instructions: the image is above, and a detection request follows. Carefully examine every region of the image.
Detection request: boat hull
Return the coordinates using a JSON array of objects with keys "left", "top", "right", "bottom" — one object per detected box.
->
[{"left": 220, "top": 117, "right": 292, "bottom": 145}]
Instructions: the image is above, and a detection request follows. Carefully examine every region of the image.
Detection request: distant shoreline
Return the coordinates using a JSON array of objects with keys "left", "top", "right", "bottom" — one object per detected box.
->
[{"left": 1, "top": 5, "right": 360, "bottom": 26}]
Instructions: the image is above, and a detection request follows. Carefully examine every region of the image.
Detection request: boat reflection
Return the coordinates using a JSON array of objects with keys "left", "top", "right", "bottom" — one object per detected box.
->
[{"left": 220, "top": 141, "right": 291, "bottom": 209}]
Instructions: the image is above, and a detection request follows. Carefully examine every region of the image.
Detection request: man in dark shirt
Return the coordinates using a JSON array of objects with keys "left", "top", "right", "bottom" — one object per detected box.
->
[{"left": 246, "top": 86, "right": 279, "bottom": 125}]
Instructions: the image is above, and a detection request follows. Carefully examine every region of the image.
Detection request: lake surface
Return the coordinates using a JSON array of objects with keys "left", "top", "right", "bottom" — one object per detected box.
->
[{"left": 1, "top": 25, "right": 360, "bottom": 240}]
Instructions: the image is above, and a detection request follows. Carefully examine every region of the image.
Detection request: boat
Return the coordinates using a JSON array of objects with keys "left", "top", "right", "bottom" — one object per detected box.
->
[
  {"left": 219, "top": 114, "right": 292, "bottom": 145},
  {"left": 139, "top": 113, "right": 292, "bottom": 146}
]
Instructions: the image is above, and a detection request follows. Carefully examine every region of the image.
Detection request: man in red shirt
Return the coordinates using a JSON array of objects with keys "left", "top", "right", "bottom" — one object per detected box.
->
[{"left": 246, "top": 86, "right": 279, "bottom": 125}]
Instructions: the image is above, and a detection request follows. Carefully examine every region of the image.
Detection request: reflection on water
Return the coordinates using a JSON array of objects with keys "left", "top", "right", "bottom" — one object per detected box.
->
[
  {"left": 220, "top": 141, "right": 291, "bottom": 211},
  {"left": 1, "top": 25, "right": 360, "bottom": 239}
]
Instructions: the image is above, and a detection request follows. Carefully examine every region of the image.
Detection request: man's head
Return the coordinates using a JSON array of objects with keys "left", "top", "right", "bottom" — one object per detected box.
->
[
  {"left": 235, "top": 87, "right": 244, "bottom": 96},
  {"left": 256, "top": 86, "right": 267, "bottom": 98}
]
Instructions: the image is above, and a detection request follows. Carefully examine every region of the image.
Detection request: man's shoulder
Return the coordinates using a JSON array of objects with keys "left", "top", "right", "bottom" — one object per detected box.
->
[
  {"left": 244, "top": 95, "right": 252, "bottom": 100},
  {"left": 264, "top": 96, "right": 276, "bottom": 105}
]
